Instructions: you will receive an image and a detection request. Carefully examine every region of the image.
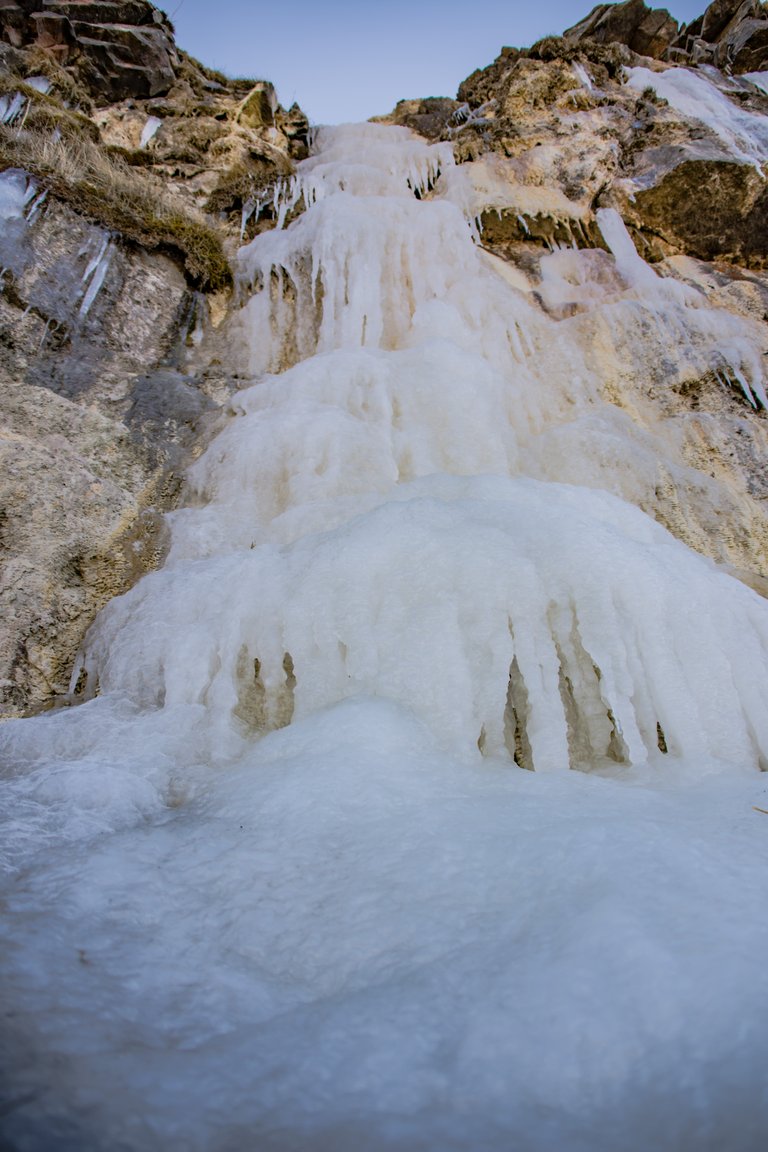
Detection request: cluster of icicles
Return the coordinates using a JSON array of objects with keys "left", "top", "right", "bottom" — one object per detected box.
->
[{"left": 50, "top": 121, "right": 768, "bottom": 776}]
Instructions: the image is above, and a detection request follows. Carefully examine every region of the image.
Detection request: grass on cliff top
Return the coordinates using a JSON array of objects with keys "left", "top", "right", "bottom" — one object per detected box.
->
[
  {"left": 176, "top": 50, "right": 260, "bottom": 98},
  {"left": 0, "top": 123, "right": 231, "bottom": 291}
]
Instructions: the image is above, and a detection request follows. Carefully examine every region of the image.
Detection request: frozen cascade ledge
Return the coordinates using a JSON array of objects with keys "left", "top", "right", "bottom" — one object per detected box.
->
[
  {"left": 5, "top": 115, "right": 768, "bottom": 839},
  {"left": 73, "top": 474, "right": 768, "bottom": 772},
  {"left": 3, "top": 121, "right": 768, "bottom": 1152}
]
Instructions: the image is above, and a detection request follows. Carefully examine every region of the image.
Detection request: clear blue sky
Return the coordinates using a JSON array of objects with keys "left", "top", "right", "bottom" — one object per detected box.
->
[{"left": 167, "top": 1, "right": 707, "bottom": 124}]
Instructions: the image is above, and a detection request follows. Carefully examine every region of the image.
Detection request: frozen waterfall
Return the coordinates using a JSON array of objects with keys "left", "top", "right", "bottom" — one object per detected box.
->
[
  {"left": 63, "top": 123, "right": 768, "bottom": 776},
  {"left": 2, "top": 123, "right": 768, "bottom": 1152}
]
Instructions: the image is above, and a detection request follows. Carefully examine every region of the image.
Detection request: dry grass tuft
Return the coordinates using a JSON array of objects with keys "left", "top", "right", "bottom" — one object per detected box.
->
[
  {"left": 0, "top": 124, "right": 232, "bottom": 290},
  {"left": 18, "top": 47, "right": 94, "bottom": 112}
]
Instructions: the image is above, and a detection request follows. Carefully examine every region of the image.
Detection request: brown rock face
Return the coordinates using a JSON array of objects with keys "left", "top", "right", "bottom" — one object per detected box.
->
[
  {"left": 387, "top": 13, "right": 768, "bottom": 601},
  {"left": 671, "top": 0, "right": 768, "bottom": 71},
  {"left": 380, "top": 97, "right": 462, "bottom": 140},
  {"left": 0, "top": 3, "right": 307, "bottom": 716},
  {"left": 0, "top": 190, "right": 198, "bottom": 714},
  {"left": 700, "top": 0, "right": 761, "bottom": 43},
  {"left": 236, "top": 82, "right": 278, "bottom": 130},
  {"left": 564, "top": 0, "right": 679, "bottom": 59},
  {"left": 630, "top": 156, "right": 768, "bottom": 268},
  {"left": 1, "top": 0, "right": 178, "bottom": 101}
]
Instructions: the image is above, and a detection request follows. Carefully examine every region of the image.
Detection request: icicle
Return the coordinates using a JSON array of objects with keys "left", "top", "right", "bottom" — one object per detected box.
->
[
  {"left": 0, "top": 170, "right": 37, "bottom": 222},
  {"left": 25, "top": 188, "right": 47, "bottom": 224},
  {"left": 240, "top": 195, "right": 261, "bottom": 240},
  {"left": 140, "top": 116, "right": 162, "bottom": 149},
  {"left": 572, "top": 62, "right": 593, "bottom": 91},
  {"left": 0, "top": 92, "right": 27, "bottom": 127},
  {"left": 188, "top": 293, "right": 207, "bottom": 347},
  {"left": 78, "top": 237, "right": 112, "bottom": 318},
  {"left": 24, "top": 76, "right": 51, "bottom": 95}
]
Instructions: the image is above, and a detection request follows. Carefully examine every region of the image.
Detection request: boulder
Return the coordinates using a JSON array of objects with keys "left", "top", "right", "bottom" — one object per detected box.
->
[
  {"left": 31, "top": 11, "right": 75, "bottom": 57},
  {"left": 700, "top": 0, "right": 760, "bottom": 43},
  {"left": 669, "top": 0, "right": 768, "bottom": 71},
  {"left": 236, "top": 81, "right": 278, "bottom": 129},
  {"left": 380, "top": 96, "right": 460, "bottom": 140},
  {"left": 720, "top": 16, "right": 768, "bottom": 70},
  {"left": 72, "top": 24, "right": 177, "bottom": 100},
  {"left": 563, "top": 0, "right": 679, "bottom": 60},
  {"left": 0, "top": 0, "right": 178, "bottom": 101},
  {"left": 628, "top": 148, "right": 768, "bottom": 268}
]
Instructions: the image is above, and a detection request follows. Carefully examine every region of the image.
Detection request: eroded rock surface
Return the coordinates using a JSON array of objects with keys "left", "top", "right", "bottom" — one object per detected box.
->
[
  {"left": 0, "top": 4, "right": 305, "bottom": 716},
  {"left": 564, "top": 0, "right": 679, "bottom": 59}
]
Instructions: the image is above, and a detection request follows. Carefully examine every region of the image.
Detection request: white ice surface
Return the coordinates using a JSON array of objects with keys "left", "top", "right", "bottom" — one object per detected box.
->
[
  {"left": 0, "top": 168, "right": 35, "bottom": 221},
  {"left": 140, "top": 115, "right": 162, "bottom": 149},
  {"left": 24, "top": 75, "right": 51, "bottom": 95},
  {"left": 2, "top": 699, "right": 768, "bottom": 1151},
  {"left": 626, "top": 65, "right": 768, "bottom": 171},
  {"left": 744, "top": 70, "right": 768, "bottom": 95},
  {"left": 3, "top": 121, "right": 768, "bottom": 1152}
]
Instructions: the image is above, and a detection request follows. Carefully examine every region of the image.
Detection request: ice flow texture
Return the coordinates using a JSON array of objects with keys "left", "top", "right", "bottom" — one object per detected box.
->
[
  {"left": 65, "top": 122, "right": 768, "bottom": 774},
  {"left": 5, "top": 104, "right": 768, "bottom": 1152}
]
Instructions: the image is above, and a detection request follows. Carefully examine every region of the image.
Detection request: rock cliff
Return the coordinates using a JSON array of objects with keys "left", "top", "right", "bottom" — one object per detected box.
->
[{"left": 0, "top": 1, "right": 307, "bottom": 715}]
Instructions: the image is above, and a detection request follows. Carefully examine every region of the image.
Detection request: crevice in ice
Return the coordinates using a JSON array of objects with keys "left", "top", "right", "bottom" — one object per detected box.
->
[
  {"left": 234, "top": 650, "right": 267, "bottom": 733},
  {"left": 276, "top": 652, "right": 296, "bottom": 730},
  {"left": 504, "top": 652, "right": 533, "bottom": 772},
  {"left": 656, "top": 722, "right": 668, "bottom": 755}
]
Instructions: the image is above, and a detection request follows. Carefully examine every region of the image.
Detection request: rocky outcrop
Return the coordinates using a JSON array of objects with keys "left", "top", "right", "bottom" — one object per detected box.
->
[
  {"left": 626, "top": 150, "right": 768, "bottom": 266},
  {"left": 378, "top": 96, "right": 463, "bottom": 140},
  {"left": 564, "top": 0, "right": 679, "bottom": 59},
  {"left": 0, "top": 4, "right": 306, "bottom": 716},
  {"left": 0, "top": 170, "right": 213, "bottom": 714},
  {"left": 1, "top": 0, "right": 178, "bottom": 101},
  {"left": 671, "top": 0, "right": 768, "bottom": 71},
  {"left": 376, "top": 2, "right": 768, "bottom": 602},
  {"left": 562, "top": 0, "right": 768, "bottom": 72}
]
